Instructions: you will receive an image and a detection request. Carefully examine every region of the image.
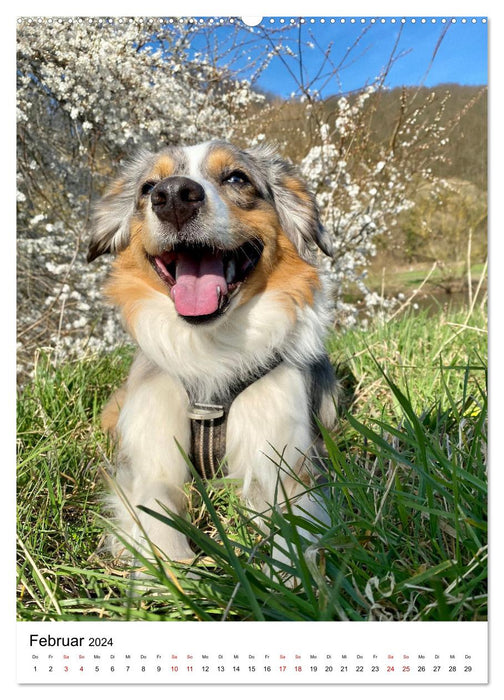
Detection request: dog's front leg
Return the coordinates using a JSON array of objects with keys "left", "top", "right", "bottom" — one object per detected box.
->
[
  {"left": 226, "top": 364, "right": 329, "bottom": 573},
  {"left": 106, "top": 355, "right": 194, "bottom": 562}
]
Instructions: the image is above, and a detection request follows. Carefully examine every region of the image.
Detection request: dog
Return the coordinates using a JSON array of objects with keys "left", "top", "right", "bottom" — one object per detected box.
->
[{"left": 88, "top": 140, "right": 345, "bottom": 568}]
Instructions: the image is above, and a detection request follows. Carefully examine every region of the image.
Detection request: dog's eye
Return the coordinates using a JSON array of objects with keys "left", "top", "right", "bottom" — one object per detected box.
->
[
  {"left": 222, "top": 170, "right": 250, "bottom": 186},
  {"left": 141, "top": 180, "right": 157, "bottom": 197}
]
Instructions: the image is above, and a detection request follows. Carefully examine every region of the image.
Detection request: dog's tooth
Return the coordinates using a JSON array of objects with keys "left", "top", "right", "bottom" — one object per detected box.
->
[
  {"left": 226, "top": 258, "right": 236, "bottom": 283},
  {"left": 217, "top": 286, "right": 225, "bottom": 309}
]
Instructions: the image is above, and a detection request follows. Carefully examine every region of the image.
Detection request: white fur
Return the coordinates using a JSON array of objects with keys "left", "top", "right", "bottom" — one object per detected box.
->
[
  {"left": 226, "top": 362, "right": 312, "bottom": 506},
  {"left": 106, "top": 354, "right": 194, "bottom": 560},
  {"left": 129, "top": 286, "right": 327, "bottom": 400},
  {"left": 184, "top": 142, "right": 212, "bottom": 176}
]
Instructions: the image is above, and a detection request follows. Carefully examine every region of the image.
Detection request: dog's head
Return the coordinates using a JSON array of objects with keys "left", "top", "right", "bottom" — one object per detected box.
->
[{"left": 88, "top": 140, "right": 332, "bottom": 325}]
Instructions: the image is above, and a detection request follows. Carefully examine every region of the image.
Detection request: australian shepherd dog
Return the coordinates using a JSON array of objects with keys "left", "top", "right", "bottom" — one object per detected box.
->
[{"left": 87, "top": 140, "right": 345, "bottom": 568}]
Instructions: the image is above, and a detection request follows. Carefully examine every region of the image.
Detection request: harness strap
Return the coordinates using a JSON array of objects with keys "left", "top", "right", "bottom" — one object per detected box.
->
[
  {"left": 187, "top": 403, "right": 228, "bottom": 479},
  {"left": 186, "top": 354, "right": 283, "bottom": 479}
]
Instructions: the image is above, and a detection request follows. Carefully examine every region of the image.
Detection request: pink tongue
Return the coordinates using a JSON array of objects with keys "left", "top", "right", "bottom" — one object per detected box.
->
[{"left": 171, "top": 251, "right": 228, "bottom": 317}]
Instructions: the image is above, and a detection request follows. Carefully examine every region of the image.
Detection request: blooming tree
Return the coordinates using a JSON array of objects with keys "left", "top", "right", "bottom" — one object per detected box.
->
[
  {"left": 16, "top": 17, "right": 263, "bottom": 375},
  {"left": 298, "top": 87, "right": 455, "bottom": 325}
]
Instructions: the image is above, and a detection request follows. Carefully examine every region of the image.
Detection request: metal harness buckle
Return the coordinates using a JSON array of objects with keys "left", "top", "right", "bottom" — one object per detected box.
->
[{"left": 187, "top": 403, "right": 225, "bottom": 421}]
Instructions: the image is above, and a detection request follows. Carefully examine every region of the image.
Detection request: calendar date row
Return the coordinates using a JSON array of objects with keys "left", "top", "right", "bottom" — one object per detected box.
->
[{"left": 33, "top": 663, "right": 474, "bottom": 674}]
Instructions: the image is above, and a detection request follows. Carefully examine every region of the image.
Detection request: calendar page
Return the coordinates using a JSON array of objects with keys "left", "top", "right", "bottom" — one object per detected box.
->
[{"left": 15, "top": 6, "right": 489, "bottom": 690}]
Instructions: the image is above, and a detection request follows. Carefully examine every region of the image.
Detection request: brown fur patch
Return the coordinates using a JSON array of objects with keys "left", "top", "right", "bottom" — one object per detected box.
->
[
  {"left": 240, "top": 215, "right": 320, "bottom": 317},
  {"left": 105, "top": 219, "right": 168, "bottom": 334},
  {"left": 151, "top": 154, "right": 176, "bottom": 179},
  {"left": 270, "top": 231, "right": 320, "bottom": 307},
  {"left": 280, "top": 452, "right": 314, "bottom": 500},
  {"left": 206, "top": 146, "right": 236, "bottom": 178},
  {"left": 101, "top": 384, "right": 127, "bottom": 435},
  {"left": 282, "top": 175, "right": 311, "bottom": 204},
  {"left": 108, "top": 178, "right": 126, "bottom": 197}
]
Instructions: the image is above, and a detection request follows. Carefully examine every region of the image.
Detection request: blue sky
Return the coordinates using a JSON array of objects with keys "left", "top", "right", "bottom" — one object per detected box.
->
[{"left": 190, "top": 17, "right": 488, "bottom": 98}]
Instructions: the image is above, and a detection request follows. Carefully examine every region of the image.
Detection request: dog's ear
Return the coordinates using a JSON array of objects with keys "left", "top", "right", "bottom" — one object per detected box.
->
[
  {"left": 247, "top": 145, "right": 333, "bottom": 260},
  {"left": 87, "top": 150, "right": 153, "bottom": 262}
]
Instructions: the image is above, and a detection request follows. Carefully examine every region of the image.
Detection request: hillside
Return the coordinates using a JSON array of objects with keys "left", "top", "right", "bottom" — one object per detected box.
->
[
  {"left": 245, "top": 84, "right": 487, "bottom": 269},
  {"left": 260, "top": 84, "right": 487, "bottom": 189},
  {"left": 353, "top": 84, "right": 487, "bottom": 190}
]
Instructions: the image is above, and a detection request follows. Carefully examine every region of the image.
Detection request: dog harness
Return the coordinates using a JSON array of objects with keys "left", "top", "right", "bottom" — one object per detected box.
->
[{"left": 185, "top": 354, "right": 282, "bottom": 480}]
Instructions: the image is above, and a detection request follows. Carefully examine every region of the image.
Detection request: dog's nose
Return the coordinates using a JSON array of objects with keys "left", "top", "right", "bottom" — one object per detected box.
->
[{"left": 151, "top": 177, "right": 205, "bottom": 229}]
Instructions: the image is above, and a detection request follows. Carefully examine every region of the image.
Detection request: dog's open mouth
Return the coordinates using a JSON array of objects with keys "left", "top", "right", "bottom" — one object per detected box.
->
[{"left": 149, "top": 239, "right": 263, "bottom": 323}]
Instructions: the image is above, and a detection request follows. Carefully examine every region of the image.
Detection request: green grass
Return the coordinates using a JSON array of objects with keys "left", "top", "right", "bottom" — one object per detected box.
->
[
  {"left": 366, "top": 261, "right": 486, "bottom": 289},
  {"left": 345, "top": 261, "right": 487, "bottom": 309},
  {"left": 16, "top": 304, "right": 487, "bottom": 621}
]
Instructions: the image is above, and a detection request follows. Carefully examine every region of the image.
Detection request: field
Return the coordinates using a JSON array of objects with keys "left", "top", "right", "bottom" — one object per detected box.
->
[{"left": 17, "top": 301, "right": 487, "bottom": 622}]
